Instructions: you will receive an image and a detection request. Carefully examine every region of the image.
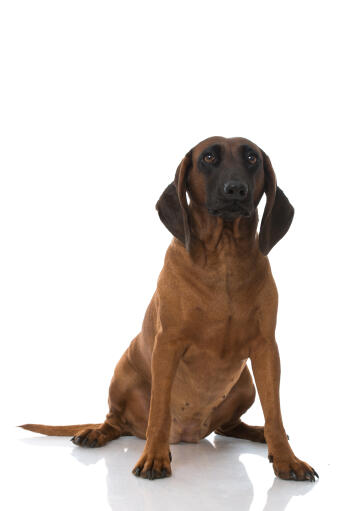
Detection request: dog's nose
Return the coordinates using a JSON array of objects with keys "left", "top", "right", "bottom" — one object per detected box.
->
[{"left": 223, "top": 180, "right": 248, "bottom": 200}]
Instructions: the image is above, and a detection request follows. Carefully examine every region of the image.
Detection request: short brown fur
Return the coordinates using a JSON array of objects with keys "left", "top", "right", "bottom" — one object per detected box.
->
[{"left": 21, "top": 136, "right": 318, "bottom": 482}]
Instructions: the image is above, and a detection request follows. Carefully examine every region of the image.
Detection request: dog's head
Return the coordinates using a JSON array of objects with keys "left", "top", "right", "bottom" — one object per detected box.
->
[{"left": 156, "top": 136, "right": 294, "bottom": 255}]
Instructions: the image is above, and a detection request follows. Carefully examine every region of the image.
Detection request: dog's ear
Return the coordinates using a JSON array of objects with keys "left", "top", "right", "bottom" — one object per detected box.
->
[
  {"left": 259, "top": 151, "right": 295, "bottom": 255},
  {"left": 155, "top": 151, "right": 192, "bottom": 250}
]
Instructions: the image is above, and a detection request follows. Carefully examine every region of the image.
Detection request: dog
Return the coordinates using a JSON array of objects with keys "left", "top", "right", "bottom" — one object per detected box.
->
[{"left": 21, "top": 136, "right": 318, "bottom": 482}]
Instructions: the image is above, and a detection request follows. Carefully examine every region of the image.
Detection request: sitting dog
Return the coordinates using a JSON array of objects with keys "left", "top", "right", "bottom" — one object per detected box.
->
[{"left": 21, "top": 136, "right": 318, "bottom": 482}]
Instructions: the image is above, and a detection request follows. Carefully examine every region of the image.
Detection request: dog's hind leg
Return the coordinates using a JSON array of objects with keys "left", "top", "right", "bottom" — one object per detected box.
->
[
  {"left": 215, "top": 421, "right": 265, "bottom": 443},
  {"left": 71, "top": 420, "right": 123, "bottom": 448},
  {"left": 211, "top": 365, "right": 266, "bottom": 443},
  {"left": 22, "top": 343, "right": 147, "bottom": 447},
  {"left": 72, "top": 345, "right": 150, "bottom": 447}
]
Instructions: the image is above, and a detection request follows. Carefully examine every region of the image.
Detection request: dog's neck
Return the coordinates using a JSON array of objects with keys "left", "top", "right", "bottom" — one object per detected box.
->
[{"left": 188, "top": 202, "right": 260, "bottom": 264}]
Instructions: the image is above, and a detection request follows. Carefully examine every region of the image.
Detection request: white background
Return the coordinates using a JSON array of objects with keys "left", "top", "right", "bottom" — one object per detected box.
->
[{"left": 0, "top": 1, "right": 340, "bottom": 510}]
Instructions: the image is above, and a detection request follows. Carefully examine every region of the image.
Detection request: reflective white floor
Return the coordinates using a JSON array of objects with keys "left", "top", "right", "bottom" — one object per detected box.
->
[{"left": 4, "top": 427, "right": 337, "bottom": 511}]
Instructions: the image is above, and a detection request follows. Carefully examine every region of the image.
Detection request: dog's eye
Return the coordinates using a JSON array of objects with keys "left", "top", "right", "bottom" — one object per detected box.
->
[
  {"left": 204, "top": 153, "right": 216, "bottom": 163},
  {"left": 246, "top": 152, "right": 257, "bottom": 165}
]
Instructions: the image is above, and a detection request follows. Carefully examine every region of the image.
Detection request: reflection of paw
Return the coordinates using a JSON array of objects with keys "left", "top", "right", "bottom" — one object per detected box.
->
[
  {"left": 132, "top": 448, "right": 172, "bottom": 480},
  {"left": 269, "top": 454, "right": 319, "bottom": 482},
  {"left": 71, "top": 427, "right": 109, "bottom": 448}
]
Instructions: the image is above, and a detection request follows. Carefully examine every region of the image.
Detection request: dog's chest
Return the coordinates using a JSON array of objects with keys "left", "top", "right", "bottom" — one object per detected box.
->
[
  {"left": 179, "top": 313, "right": 253, "bottom": 377},
  {"left": 173, "top": 312, "right": 254, "bottom": 399}
]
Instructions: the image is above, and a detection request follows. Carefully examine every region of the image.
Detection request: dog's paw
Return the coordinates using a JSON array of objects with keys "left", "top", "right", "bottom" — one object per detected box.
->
[
  {"left": 71, "top": 426, "right": 111, "bottom": 448},
  {"left": 132, "top": 448, "right": 172, "bottom": 480},
  {"left": 269, "top": 454, "right": 319, "bottom": 482}
]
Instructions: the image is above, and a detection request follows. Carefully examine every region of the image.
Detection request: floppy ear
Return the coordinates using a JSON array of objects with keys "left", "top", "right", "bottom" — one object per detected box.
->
[
  {"left": 259, "top": 151, "right": 295, "bottom": 255},
  {"left": 155, "top": 152, "right": 192, "bottom": 250}
]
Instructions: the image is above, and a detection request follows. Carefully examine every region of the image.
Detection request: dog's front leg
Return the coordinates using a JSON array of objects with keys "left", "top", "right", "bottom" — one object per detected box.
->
[
  {"left": 250, "top": 339, "right": 318, "bottom": 481},
  {"left": 132, "top": 335, "right": 184, "bottom": 480}
]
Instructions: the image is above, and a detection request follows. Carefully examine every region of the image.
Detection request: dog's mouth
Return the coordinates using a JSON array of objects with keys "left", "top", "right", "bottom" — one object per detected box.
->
[{"left": 207, "top": 201, "right": 252, "bottom": 220}]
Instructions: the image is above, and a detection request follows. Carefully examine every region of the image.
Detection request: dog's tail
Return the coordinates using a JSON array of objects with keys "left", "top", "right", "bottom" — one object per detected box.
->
[{"left": 19, "top": 423, "right": 101, "bottom": 436}]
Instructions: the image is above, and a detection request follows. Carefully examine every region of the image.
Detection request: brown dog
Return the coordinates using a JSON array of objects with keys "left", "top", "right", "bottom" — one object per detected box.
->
[{"left": 21, "top": 136, "right": 318, "bottom": 482}]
